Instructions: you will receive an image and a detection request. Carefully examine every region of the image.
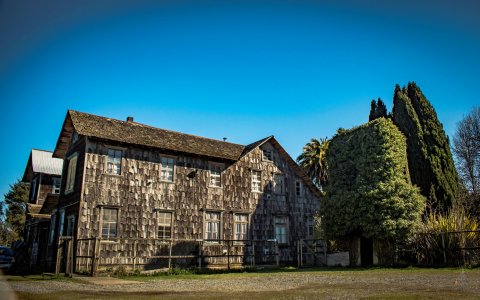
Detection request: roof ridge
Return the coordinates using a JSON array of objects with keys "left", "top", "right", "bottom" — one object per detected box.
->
[{"left": 69, "top": 110, "right": 246, "bottom": 148}]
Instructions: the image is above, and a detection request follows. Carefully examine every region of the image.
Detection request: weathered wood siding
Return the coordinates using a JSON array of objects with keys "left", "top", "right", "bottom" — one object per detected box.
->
[{"left": 72, "top": 138, "right": 319, "bottom": 268}]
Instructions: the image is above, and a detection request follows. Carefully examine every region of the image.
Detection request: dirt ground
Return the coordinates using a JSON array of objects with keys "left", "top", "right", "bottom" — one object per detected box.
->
[{"left": 4, "top": 268, "right": 480, "bottom": 300}]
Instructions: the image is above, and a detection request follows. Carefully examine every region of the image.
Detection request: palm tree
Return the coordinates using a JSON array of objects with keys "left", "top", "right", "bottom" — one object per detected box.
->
[{"left": 296, "top": 138, "right": 330, "bottom": 190}]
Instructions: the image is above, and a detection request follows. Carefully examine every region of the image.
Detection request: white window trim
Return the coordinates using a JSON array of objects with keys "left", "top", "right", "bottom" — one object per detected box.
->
[
  {"left": 274, "top": 215, "right": 289, "bottom": 245},
  {"left": 209, "top": 162, "right": 223, "bottom": 188},
  {"left": 105, "top": 147, "right": 124, "bottom": 175},
  {"left": 156, "top": 210, "right": 174, "bottom": 240},
  {"left": 52, "top": 177, "right": 61, "bottom": 194},
  {"left": 100, "top": 207, "right": 119, "bottom": 240},
  {"left": 159, "top": 155, "right": 175, "bottom": 183},
  {"left": 251, "top": 170, "right": 262, "bottom": 193},
  {"left": 233, "top": 213, "right": 249, "bottom": 243},
  {"left": 204, "top": 211, "right": 222, "bottom": 243},
  {"left": 65, "top": 153, "right": 78, "bottom": 195}
]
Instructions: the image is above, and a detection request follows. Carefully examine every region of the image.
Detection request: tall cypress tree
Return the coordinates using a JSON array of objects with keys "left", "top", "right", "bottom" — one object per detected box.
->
[
  {"left": 369, "top": 100, "right": 377, "bottom": 121},
  {"left": 392, "top": 82, "right": 458, "bottom": 212},
  {"left": 376, "top": 98, "right": 387, "bottom": 119},
  {"left": 369, "top": 98, "right": 388, "bottom": 121}
]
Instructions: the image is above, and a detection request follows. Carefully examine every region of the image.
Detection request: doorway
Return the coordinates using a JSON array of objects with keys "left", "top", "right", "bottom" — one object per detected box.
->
[{"left": 360, "top": 237, "right": 373, "bottom": 266}]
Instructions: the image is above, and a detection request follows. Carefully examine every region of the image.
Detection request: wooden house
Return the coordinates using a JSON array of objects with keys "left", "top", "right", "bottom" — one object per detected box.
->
[
  {"left": 52, "top": 110, "right": 321, "bottom": 271},
  {"left": 22, "top": 149, "right": 63, "bottom": 268}
]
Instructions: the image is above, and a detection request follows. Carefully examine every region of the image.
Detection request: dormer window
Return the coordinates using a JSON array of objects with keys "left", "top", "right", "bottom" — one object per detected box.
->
[{"left": 106, "top": 148, "right": 122, "bottom": 175}]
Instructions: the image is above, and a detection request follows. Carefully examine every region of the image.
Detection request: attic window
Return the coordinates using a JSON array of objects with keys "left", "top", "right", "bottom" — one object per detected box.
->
[
  {"left": 262, "top": 149, "right": 273, "bottom": 162},
  {"left": 106, "top": 149, "right": 122, "bottom": 175},
  {"left": 160, "top": 156, "right": 174, "bottom": 182},
  {"left": 252, "top": 170, "right": 262, "bottom": 192},
  {"left": 209, "top": 163, "right": 222, "bottom": 187}
]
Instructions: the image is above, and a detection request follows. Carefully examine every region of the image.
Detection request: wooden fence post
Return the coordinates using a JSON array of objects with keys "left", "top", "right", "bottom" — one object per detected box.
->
[
  {"left": 275, "top": 241, "right": 280, "bottom": 266},
  {"left": 92, "top": 237, "right": 100, "bottom": 277},
  {"left": 133, "top": 240, "right": 137, "bottom": 271},
  {"left": 198, "top": 240, "right": 203, "bottom": 269},
  {"left": 168, "top": 240, "right": 173, "bottom": 270},
  {"left": 55, "top": 238, "right": 62, "bottom": 276},
  {"left": 227, "top": 240, "right": 231, "bottom": 270},
  {"left": 66, "top": 238, "right": 73, "bottom": 277}
]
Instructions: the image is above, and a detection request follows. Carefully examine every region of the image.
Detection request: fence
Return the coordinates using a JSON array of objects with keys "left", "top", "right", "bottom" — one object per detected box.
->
[
  {"left": 397, "top": 230, "right": 480, "bottom": 267},
  {"left": 297, "top": 239, "right": 327, "bottom": 267},
  {"left": 56, "top": 237, "right": 281, "bottom": 276}
]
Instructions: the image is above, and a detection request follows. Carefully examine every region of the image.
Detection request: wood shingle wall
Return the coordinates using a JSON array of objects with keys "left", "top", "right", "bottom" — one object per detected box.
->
[{"left": 67, "top": 136, "right": 320, "bottom": 269}]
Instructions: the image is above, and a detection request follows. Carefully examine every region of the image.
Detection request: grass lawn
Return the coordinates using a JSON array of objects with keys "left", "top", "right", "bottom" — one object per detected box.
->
[{"left": 6, "top": 267, "right": 480, "bottom": 300}]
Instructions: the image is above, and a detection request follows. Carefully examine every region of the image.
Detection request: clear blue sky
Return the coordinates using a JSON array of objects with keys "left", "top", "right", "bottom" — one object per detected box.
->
[{"left": 0, "top": 0, "right": 479, "bottom": 201}]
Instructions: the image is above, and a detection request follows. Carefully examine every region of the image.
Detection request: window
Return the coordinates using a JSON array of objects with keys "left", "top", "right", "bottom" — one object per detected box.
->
[
  {"left": 65, "top": 154, "right": 77, "bottom": 194},
  {"left": 66, "top": 215, "right": 75, "bottom": 236},
  {"left": 252, "top": 170, "right": 261, "bottom": 192},
  {"left": 262, "top": 149, "right": 273, "bottom": 161},
  {"left": 160, "top": 156, "right": 174, "bottom": 182},
  {"left": 106, "top": 148, "right": 122, "bottom": 175},
  {"left": 30, "top": 178, "right": 37, "bottom": 201},
  {"left": 157, "top": 211, "right": 172, "bottom": 239},
  {"left": 307, "top": 217, "right": 314, "bottom": 238},
  {"left": 275, "top": 216, "right": 288, "bottom": 244},
  {"left": 209, "top": 164, "right": 222, "bottom": 187},
  {"left": 101, "top": 208, "right": 118, "bottom": 239},
  {"left": 205, "top": 212, "right": 221, "bottom": 241},
  {"left": 234, "top": 214, "right": 249, "bottom": 241},
  {"left": 295, "top": 181, "right": 302, "bottom": 197},
  {"left": 273, "top": 174, "right": 284, "bottom": 194},
  {"left": 52, "top": 177, "right": 61, "bottom": 194}
]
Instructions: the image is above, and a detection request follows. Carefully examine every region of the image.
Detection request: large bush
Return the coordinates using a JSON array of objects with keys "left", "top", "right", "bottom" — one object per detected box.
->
[{"left": 322, "top": 118, "right": 425, "bottom": 241}]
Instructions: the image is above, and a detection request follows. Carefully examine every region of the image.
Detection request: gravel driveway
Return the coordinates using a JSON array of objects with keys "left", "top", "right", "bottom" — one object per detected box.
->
[{"left": 6, "top": 269, "right": 480, "bottom": 299}]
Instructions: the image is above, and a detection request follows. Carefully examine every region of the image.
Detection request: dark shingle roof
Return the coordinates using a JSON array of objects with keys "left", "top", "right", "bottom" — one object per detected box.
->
[{"left": 54, "top": 110, "right": 245, "bottom": 160}]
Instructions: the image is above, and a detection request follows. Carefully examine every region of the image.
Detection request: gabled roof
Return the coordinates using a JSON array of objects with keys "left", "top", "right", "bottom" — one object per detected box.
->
[
  {"left": 53, "top": 110, "right": 245, "bottom": 161},
  {"left": 22, "top": 149, "right": 63, "bottom": 182},
  {"left": 242, "top": 136, "right": 322, "bottom": 197}
]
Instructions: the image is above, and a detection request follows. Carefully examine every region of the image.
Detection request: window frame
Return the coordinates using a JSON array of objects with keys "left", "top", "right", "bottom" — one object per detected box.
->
[
  {"left": 52, "top": 177, "right": 61, "bottom": 194},
  {"left": 156, "top": 211, "right": 173, "bottom": 240},
  {"left": 209, "top": 162, "right": 223, "bottom": 188},
  {"left": 274, "top": 216, "right": 289, "bottom": 245},
  {"left": 273, "top": 174, "right": 284, "bottom": 195},
  {"left": 234, "top": 213, "right": 249, "bottom": 242},
  {"left": 101, "top": 207, "right": 119, "bottom": 240},
  {"left": 106, "top": 148, "right": 123, "bottom": 175},
  {"left": 65, "top": 153, "right": 78, "bottom": 195},
  {"left": 251, "top": 170, "right": 262, "bottom": 193},
  {"left": 262, "top": 148, "right": 273, "bottom": 162},
  {"left": 295, "top": 180, "right": 303, "bottom": 197},
  {"left": 159, "top": 156, "right": 175, "bottom": 182},
  {"left": 204, "top": 211, "right": 222, "bottom": 243}
]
